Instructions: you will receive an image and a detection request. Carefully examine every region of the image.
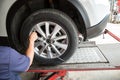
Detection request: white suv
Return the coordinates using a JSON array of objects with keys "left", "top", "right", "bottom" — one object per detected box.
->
[{"left": 0, "top": 0, "right": 110, "bottom": 65}]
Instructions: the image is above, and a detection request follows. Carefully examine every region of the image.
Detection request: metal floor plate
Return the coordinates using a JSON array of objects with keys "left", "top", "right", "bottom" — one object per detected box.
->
[
  {"left": 65, "top": 41, "right": 108, "bottom": 64},
  {"left": 30, "top": 41, "right": 113, "bottom": 70}
]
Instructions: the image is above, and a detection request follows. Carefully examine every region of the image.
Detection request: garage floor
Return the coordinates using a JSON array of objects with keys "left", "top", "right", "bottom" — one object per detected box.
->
[
  {"left": 21, "top": 23, "right": 120, "bottom": 80},
  {"left": 67, "top": 70, "right": 120, "bottom": 80}
]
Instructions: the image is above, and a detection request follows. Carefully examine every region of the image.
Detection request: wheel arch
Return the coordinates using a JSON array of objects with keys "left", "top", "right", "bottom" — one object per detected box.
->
[
  {"left": 6, "top": 0, "right": 90, "bottom": 47},
  {"left": 6, "top": 0, "right": 30, "bottom": 51},
  {"left": 6, "top": 0, "right": 26, "bottom": 37},
  {"left": 67, "top": 0, "right": 90, "bottom": 39},
  {"left": 43, "top": 0, "right": 90, "bottom": 39}
]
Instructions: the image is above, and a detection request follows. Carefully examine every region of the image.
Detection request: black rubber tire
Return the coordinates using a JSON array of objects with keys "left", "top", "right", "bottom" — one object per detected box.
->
[{"left": 20, "top": 9, "right": 78, "bottom": 66}]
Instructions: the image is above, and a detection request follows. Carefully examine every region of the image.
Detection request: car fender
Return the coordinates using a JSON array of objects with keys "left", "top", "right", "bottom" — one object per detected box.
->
[{"left": 68, "top": 0, "right": 90, "bottom": 29}]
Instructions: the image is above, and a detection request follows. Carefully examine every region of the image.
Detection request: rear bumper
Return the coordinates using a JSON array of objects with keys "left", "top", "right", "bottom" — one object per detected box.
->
[{"left": 87, "top": 14, "right": 110, "bottom": 39}]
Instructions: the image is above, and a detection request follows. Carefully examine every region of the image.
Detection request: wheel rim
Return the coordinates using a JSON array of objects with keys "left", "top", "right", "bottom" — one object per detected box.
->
[{"left": 31, "top": 21, "right": 69, "bottom": 59}]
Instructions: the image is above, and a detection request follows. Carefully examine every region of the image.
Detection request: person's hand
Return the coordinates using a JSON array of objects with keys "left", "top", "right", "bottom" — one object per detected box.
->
[{"left": 29, "top": 32, "right": 38, "bottom": 44}]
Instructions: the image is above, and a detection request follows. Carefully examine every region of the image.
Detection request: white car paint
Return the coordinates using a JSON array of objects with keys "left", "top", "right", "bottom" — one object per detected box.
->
[
  {"left": 0, "top": 0, "right": 15, "bottom": 36},
  {"left": 0, "top": 0, "right": 110, "bottom": 36},
  {"left": 79, "top": 0, "right": 110, "bottom": 26}
]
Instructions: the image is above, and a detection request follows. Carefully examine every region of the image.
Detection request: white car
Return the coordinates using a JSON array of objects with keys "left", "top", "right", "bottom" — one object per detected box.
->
[{"left": 0, "top": 0, "right": 110, "bottom": 65}]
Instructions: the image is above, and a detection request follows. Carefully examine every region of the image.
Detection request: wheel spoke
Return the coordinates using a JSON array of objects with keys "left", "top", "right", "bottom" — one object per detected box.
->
[
  {"left": 34, "top": 41, "right": 43, "bottom": 47},
  {"left": 47, "top": 46, "right": 53, "bottom": 58},
  {"left": 34, "top": 47, "right": 40, "bottom": 55},
  {"left": 34, "top": 44, "right": 48, "bottom": 55},
  {"left": 35, "top": 24, "right": 46, "bottom": 38},
  {"left": 37, "top": 37, "right": 47, "bottom": 44},
  {"left": 54, "top": 35, "right": 67, "bottom": 41},
  {"left": 51, "top": 44, "right": 61, "bottom": 55},
  {"left": 45, "top": 22, "right": 50, "bottom": 37},
  {"left": 39, "top": 45, "right": 48, "bottom": 54},
  {"left": 37, "top": 37, "right": 44, "bottom": 42},
  {"left": 51, "top": 24, "right": 61, "bottom": 39},
  {"left": 54, "top": 41, "right": 68, "bottom": 50}
]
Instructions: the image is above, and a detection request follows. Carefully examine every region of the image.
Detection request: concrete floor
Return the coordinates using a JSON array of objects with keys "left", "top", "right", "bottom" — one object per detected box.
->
[
  {"left": 67, "top": 70, "right": 120, "bottom": 80},
  {"left": 21, "top": 23, "right": 120, "bottom": 80}
]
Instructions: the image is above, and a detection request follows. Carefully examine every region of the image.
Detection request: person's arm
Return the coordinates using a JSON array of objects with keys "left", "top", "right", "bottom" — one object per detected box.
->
[{"left": 26, "top": 32, "right": 38, "bottom": 66}]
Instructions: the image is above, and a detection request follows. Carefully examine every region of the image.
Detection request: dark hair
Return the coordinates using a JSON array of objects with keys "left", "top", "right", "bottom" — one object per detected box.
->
[{"left": 0, "top": 37, "right": 10, "bottom": 46}]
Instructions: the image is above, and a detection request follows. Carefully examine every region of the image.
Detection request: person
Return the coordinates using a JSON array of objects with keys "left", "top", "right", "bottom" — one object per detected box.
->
[{"left": 0, "top": 32, "right": 38, "bottom": 80}]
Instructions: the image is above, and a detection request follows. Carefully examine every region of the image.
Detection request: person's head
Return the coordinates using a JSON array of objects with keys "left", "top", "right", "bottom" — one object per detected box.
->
[{"left": 0, "top": 37, "right": 10, "bottom": 46}]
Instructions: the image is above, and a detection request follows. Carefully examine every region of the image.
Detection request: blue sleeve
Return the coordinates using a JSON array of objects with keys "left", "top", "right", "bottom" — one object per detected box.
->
[{"left": 9, "top": 48, "right": 30, "bottom": 72}]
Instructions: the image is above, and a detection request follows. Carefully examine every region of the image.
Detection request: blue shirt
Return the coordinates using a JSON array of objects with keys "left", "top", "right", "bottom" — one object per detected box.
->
[{"left": 0, "top": 46, "right": 30, "bottom": 80}]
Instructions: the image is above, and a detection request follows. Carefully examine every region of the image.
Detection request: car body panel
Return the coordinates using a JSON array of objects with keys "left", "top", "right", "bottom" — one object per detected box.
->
[
  {"left": 0, "top": 0, "right": 16, "bottom": 36},
  {"left": 68, "top": 0, "right": 90, "bottom": 29},
  {"left": 0, "top": 0, "right": 110, "bottom": 37},
  {"left": 78, "top": 0, "right": 110, "bottom": 26}
]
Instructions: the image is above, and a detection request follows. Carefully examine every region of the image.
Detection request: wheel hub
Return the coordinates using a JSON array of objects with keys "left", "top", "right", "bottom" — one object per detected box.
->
[
  {"left": 32, "top": 21, "right": 68, "bottom": 59},
  {"left": 46, "top": 38, "right": 54, "bottom": 44}
]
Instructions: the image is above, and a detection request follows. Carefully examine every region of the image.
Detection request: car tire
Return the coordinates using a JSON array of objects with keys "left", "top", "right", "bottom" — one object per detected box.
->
[{"left": 20, "top": 9, "right": 78, "bottom": 66}]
